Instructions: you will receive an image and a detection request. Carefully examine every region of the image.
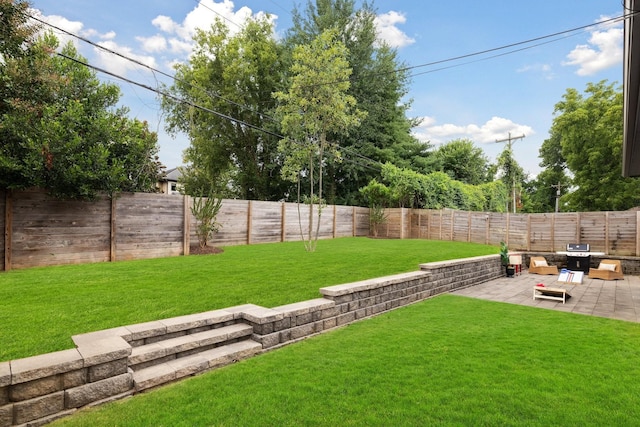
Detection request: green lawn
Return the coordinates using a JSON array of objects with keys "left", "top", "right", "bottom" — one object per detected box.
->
[
  {"left": 0, "top": 237, "right": 497, "bottom": 361},
  {"left": 52, "top": 295, "right": 640, "bottom": 426}
]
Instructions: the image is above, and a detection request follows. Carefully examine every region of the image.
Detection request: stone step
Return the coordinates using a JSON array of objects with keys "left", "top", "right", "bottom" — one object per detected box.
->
[
  {"left": 132, "top": 340, "right": 262, "bottom": 391},
  {"left": 129, "top": 323, "right": 253, "bottom": 370}
]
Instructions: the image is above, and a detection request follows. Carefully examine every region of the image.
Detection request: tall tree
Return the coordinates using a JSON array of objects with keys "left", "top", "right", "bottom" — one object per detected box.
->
[
  {"left": 550, "top": 80, "right": 640, "bottom": 211},
  {"left": 432, "top": 138, "right": 491, "bottom": 185},
  {"left": 495, "top": 145, "right": 526, "bottom": 213},
  {"left": 274, "top": 28, "right": 364, "bottom": 251},
  {"left": 285, "top": 0, "right": 428, "bottom": 205},
  {"left": 1, "top": 8, "right": 161, "bottom": 200},
  {"left": 162, "top": 17, "right": 286, "bottom": 199}
]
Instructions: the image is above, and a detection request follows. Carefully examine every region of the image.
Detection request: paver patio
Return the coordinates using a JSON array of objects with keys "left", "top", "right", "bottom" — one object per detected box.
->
[{"left": 452, "top": 270, "right": 640, "bottom": 323}]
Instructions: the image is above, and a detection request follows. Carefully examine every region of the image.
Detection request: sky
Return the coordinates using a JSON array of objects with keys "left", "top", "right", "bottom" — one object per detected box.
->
[{"left": 29, "top": 0, "right": 625, "bottom": 177}]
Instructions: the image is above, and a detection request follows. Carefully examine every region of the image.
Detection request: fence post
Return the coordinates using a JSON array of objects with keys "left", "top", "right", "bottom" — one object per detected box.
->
[
  {"left": 4, "top": 190, "right": 12, "bottom": 271},
  {"left": 551, "top": 213, "right": 555, "bottom": 253},
  {"left": 352, "top": 206, "right": 356, "bottom": 237},
  {"left": 110, "top": 197, "right": 116, "bottom": 262},
  {"left": 281, "top": 202, "right": 286, "bottom": 242},
  {"left": 450, "top": 210, "right": 454, "bottom": 241},
  {"left": 527, "top": 214, "right": 531, "bottom": 251},
  {"left": 506, "top": 213, "right": 510, "bottom": 246},
  {"left": 247, "top": 200, "right": 252, "bottom": 245},
  {"left": 485, "top": 213, "right": 490, "bottom": 245},
  {"left": 605, "top": 211, "right": 610, "bottom": 254},
  {"left": 333, "top": 204, "right": 337, "bottom": 238},
  {"left": 183, "top": 195, "right": 190, "bottom": 256}
]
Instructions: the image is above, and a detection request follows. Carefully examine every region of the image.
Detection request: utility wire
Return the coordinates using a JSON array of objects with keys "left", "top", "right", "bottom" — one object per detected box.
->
[
  {"left": 28, "top": 11, "right": 386, "bottom": 171},
  {"left": 29, "top": 7, "right": 635, "bottom": 172}
]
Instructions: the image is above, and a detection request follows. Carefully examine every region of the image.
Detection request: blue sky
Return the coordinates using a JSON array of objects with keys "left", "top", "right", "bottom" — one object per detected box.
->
[{"left": 30, "top": 0, "right": 624, "bottom": 177}]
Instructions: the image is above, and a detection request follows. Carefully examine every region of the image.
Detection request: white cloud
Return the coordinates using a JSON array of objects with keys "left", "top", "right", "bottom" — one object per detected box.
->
[
  {"left": 374, "top": 11, "right": 415, "bottom": 48},
  {"left": 563, "top": 17, "right": 623, "bottom": 76},
  {"left": 137, "top": 35, "right": 168, "bottom": 53},
  {"left": 517, "top": 63, "right": 555, "bottom": 80},
  {"left": 150, "top": 0, "right": 276, "bottom": 57},
  {"left": 413, "top": 116, "right": 534, "bottom": 146},
  {"left": 94, "top": 40, "right": 158, "bottom": 75},
  {"left": 33, "top": 11, "right": 92, "bottom": 49}
]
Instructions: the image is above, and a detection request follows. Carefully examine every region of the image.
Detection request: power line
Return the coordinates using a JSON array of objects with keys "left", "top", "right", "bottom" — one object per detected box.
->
[{"left": 28, "top": 12, "right": 387, "bottom": 171}]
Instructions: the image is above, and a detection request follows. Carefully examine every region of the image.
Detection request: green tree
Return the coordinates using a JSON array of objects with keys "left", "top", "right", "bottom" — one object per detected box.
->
[
  {"left": 549, "top": 80, "right": 640, "bottom": 211},
  {"left": 274, "top": 28, "right": 365, "bottom": 251},
  {"left": 496, "top": 145, "right": 526, "bottom": 212},
  {"left": 285, "top": 0, "right": 428, "bottom": 205},
  {"left": 162, "top": 17, "right": 286, "bottom": 199},
  {"left": 432, "top": 138, "right": 491, "bottom": 185},
  {"left": 1, "top": 20, "right": 161, "bottom": 199}
]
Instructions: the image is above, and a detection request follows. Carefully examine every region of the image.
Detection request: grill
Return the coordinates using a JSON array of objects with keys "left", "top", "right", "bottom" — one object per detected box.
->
[{"left": 565, "top": 243, "right": 591, "bottom": 273}]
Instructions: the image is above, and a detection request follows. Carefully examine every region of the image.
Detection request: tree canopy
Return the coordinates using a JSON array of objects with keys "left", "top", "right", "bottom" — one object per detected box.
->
[
  {"left": 432, "top": 138, "right": 491, "bottom": 185},
  {"left": 285, "top": 0, "right": 429, "bottom": 205},
  {"left": 0, "top": 1, "right": 161, "bottom": 199},
  {"left": 545, "top": 80, "right": 640, "bottom": 211},
  {"left": 162, "top": 17, "right": 286, "bottom": 199}
]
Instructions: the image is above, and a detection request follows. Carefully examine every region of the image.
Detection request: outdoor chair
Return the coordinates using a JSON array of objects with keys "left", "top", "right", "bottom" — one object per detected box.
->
[
  {"left": 588, "top": 259, "right": 624, "bottom": 280},
  {"left": 528, "top": 256, "right": 559, "bottom": 275}
]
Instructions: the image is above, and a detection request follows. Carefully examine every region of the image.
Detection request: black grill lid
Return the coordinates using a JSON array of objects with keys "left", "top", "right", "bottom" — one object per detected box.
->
[{"left": 567, "top": 243, "right": 590, "bottom": 252}]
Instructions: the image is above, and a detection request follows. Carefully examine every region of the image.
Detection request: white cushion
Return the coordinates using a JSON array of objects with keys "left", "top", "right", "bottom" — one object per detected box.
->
[
  {"left": 598, "top": 262, "right": 616, "bottom": 271},
  {"left": 533, "top": 259, "right": 548, "bottom": 267}
]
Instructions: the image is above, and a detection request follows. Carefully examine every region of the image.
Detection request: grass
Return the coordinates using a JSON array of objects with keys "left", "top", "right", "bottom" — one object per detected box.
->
[
  {"left": 0, "top": 237, "right": 497, "bottom": 361},
  {"left": 52, "top": 295, "right": 640, "bottom": 426}
]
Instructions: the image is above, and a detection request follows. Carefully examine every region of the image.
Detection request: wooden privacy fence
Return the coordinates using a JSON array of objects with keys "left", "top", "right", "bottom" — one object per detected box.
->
[
  {"left": 4, "top": 188, "right": 640, "bottom": 271},
  {"left": 0, "top": 189, "right": 370, "bottom": 271},
  {"left": 377, "top": 208, "right": 640, "bottom": 256}
]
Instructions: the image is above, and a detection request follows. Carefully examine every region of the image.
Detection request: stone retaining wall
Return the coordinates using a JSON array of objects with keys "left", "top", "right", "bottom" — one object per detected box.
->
[{"left": 0, "top": 254, "right": 502, "bottom": 426}]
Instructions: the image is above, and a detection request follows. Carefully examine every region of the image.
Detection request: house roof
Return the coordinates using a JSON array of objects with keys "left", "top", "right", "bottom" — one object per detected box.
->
[
  {"left": 163, "top": 167, "right": 182, "bottom": 182},
  {"left": 623, "top": 0, "right": 640, "bottom": 176}
]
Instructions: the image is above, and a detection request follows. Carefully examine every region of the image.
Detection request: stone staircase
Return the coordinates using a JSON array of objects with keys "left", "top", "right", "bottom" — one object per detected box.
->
[{"left": 72, "top": 308, "right": 263, "bottom": 392}]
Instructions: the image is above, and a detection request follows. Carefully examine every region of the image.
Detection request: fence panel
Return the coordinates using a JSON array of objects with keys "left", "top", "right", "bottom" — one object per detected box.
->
[
  {"left": 115, "top": 193, "right": 184, "bottom": 261},
  {"left": 354, "top": 207, "right": 370, "bottom": 237},
  {"left": 335, "top": 205, "right": 355, "bottom": 237},
  {"left": 211, "top": 199, "right": 250, "bottom": 246},
  {"left": 249, "top": 201, "right": 283, "bottom": 244},
  {"left": 470, "top": 213, "right": 489, "bottom": 245},
  {"left": 10, "top": 189, "right": 112, "bottom": 269},
  {"left": 487, "top": 212, "right": 507, "bottom": 246},
  {"left": 452, "top": 211, "right": 470, "bottom": 242},
  {"left": 580, "top": 212, "right": 607, "bottom": 252},
  {"left": 554, "top": 213, "right": 579, "bottom": 251},
  {"left": 608, "top": 211, "right": 637, "bottom": 255}
]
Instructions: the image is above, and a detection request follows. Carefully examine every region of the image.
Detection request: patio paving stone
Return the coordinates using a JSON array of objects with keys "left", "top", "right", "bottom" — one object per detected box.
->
[{"left": 451, "top": 270, "right": 640, "bottom": 323}]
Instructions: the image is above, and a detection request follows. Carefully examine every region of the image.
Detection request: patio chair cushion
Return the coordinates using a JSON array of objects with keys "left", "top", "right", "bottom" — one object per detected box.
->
[{"left": 597, "top": 262, "right": 616, "bottom": 271}]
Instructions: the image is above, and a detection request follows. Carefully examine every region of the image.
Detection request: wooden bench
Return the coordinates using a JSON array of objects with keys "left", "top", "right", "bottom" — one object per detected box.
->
[{"left": 533, "top": 286, "right": 571, "bottom": 304}]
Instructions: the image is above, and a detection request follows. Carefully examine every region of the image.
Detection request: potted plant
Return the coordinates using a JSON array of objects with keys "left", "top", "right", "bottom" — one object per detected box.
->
[{"left": 500, "top": 241, "right": 515, "bottom": 277}]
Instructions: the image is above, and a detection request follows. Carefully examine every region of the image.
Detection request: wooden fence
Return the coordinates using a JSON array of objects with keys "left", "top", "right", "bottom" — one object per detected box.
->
[
  {"left": 376, "top": 208, "right": 640, "bottom": 256},
  {"left": 4, "top": 188, "right": 640, "bottom": 271},
  {"left": 0, "top": 189, "right": 370, "bottom": 271}
]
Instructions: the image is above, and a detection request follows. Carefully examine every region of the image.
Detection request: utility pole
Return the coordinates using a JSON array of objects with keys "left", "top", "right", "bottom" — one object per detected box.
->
[{"left": 495, "top": 132, "right": 525, "bottom": 213}]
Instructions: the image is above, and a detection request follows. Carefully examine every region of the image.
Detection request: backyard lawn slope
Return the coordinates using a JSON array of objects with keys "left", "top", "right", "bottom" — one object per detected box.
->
[{"left": 0, "top": 238, "right": 497, "bottom": 361}]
